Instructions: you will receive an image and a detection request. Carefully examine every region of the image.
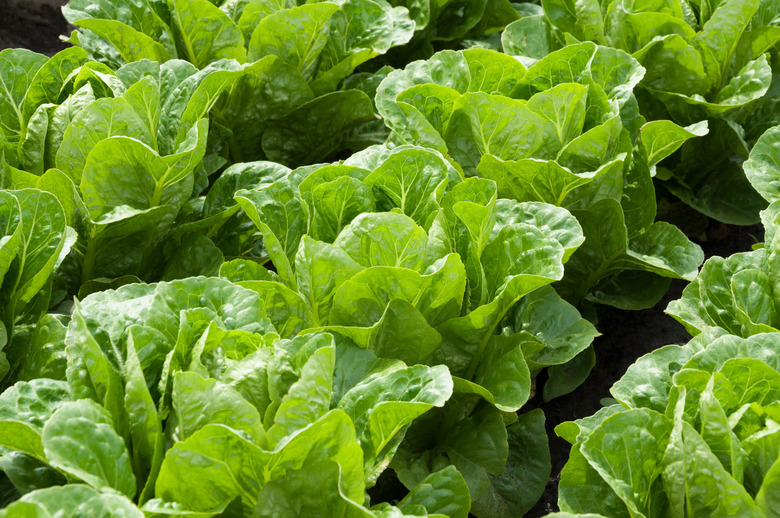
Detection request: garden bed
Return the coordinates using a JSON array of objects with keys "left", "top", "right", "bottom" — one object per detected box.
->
[{"left": 0, "top": 0, "right": 776, "bottom": 516}]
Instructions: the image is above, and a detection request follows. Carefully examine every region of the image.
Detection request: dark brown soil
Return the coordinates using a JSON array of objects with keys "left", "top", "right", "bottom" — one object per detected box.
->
[
  {"left": 0, "top": 0, "right": 69, "bottom": 55},
  {"left": 0, "top": 4, "right": 767, "bottom": 517}
]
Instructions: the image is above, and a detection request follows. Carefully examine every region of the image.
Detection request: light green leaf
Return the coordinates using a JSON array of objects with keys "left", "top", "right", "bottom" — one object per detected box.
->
[
  {"left": 619, "top": 221, "right": 704, "bottom": 281},
  {"left": 744, "top": 124, "right": 780, "bottom": 204},
  {"left": 501, "top": 16, "right": 555, "bottom": 60},
  {"left": 444, "top": 92, "right": 548, "bottom": 175},
  {"left": 581, "top": 408, "right": 672, "bottom": 518},
  {"left": 156, "top": 424, "right": 267, "bottom": 513},
  {"left": 334, "top": 212, "right": 430, "bottom": 270},
  {"left": 0, "top": 485, "right": 100, "bottom": 518},
  {"left": 239, "top": 280, "right": 314, "bottom": 338},
  {"left": 376, "top": 51, "right": 469, "bottom": 148},
  {"left": 639, "top": 120, "right": 709, "bottom": 168},
  {"left": 698, "top": 375, "right": 745, "bottom": 480},
  {"left": 312, "top": 0, "right": 414, "bottom": 94},
  {"left": 0, "top": 49, "right": 48, "bottom": 149},
  {"left": 247, "top": 3, "right": 339, "bottom": 78},
  {"left": 462, "top": 48, "right": 527, "bottom": 97},
  {"left": 75, "top": 19, "right": 172, "bottom": 63},
  {"left": 558, "top": 443, "right": 629, "bottom": 517},
  {"left": 235, "top": 182, "right": 308, "bottom": 288},
  {"left": 215, "top": 56, "right": 313, "bottom": 163},
  {"left": 124, "top": 326, "right": 164, "bottom": 502},
  {"left": 662, "top": 391, "right": 764, "bottom": 517},
  {"left": 172, "top": 371, "right": 264, "bottom": 443},
  {"left": 339, "top": 363, "right": 452, "bottom": 475},
  {"left": 691, "top": 0, "right": 761, "bottom": 93},
  {"left": 364, "top": 147, "right": 449, "bottom": 226},
  {"left": 171, "top": 0, "right": 246, "bottom": 68},
  {"left": 610, "top": 344, "right": 695, "bottom": 413},
  {"left": 80, "top": 132, "right": 204, "bottom": 217},
  {"left": 713, "top": 54, "right": 773, "bottom": 107},
  {"left": 42, "top": 399, "right": 136, "bottom": 497},
  {"left": 756, "top": 457, "right": 780, "bottom": 517},
  {"left": 511, "top": 285, "right": 599, "bottom": 369},
  {"left": 266, "top": 339, "right": 335, "bottom": 447},
  {"left": 295, "top": 236, "right": 363, "bottom": 326},
  {"left": 478, "top": 154, "right": 624, "bottom": 208},
  {"left": 21, "top": 47, "right": 89, "bottom": 124},
  {"left": 330, "top": 253, "right": 466, "bottom": 329},
  {"left": 310, "top": 176, "right": 376, "bottom": 243},
  {"left": 57, "top": 97, "right": 155, "bottom": 184},
  {"left": 492, "top": 200, "right": 584, "bottom": 261},
  {"left": 252, "top": 459, "right": 370, "bottom": 518},
  {"left": 75, "top": 493, "right": 144, "bottom": 517},
  {"left": 1, "top": 189, "right": 67, "bottom": 329}
]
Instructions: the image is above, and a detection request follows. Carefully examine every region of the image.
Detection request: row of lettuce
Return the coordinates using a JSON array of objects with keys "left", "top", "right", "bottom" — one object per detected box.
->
[
  {"left": 512, "top": 1, "right": 780, "bottom": 515},
  {"left": 0, "top": 0, "right": 777, "bottom": 515},
  {"left": 553, "top": 136, "right": 780, "bottom": 517}
]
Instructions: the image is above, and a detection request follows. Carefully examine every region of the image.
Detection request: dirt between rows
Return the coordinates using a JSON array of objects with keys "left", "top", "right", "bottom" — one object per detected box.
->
[
  {"left": 0, "top": 0, "right": 69, "bottom": 56},
  {"left": 0, "top": 4, "right": 767, "bottom": 515}
]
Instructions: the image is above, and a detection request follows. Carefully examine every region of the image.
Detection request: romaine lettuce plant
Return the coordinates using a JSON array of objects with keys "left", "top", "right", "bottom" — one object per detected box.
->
[
  {"left": 375, "top": 45, "right": 704, "bottom": 311},
  {"left": 61, "top": 0, "right": 414, "bottom": 77},
  {"left": 59, "top": 0, "right": 413, "bottom": 165},
  {"left": 0, "top": 48, "right": 373, "bottom": 294},
  {"left": 555, "top": 330, "right": 780, "bottom": 517},
  {"left": 1, "top": 51, "right": 224, "bottom": 288},
  {"left": 0, "top": 276, "right": 469, "bottom": 516},
  {"left": 503, "top": 0, "right": 780, "bottom": 224},
  {"left": 668, "top": 125, "right": 780, "bottom": 337},
  {"left": 557, "top": 131, "right": 780, "bottom": 515},
  {"left": 175, "top": 143, "right": 593, "bottom": 515},
  {"left": 0, "top": 190, "right": 72, "bottom": 385}
]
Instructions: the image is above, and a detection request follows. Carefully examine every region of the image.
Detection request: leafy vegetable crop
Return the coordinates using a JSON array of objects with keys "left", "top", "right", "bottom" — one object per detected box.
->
[
  {"left": 375, "top": 45, "right": 704, "bottom": 312},
  {"left": 556, "top": 130, "right": 780, "bottom": 516},
  {"left": 668, "top": 124, "right": 780, "bottom": 337},
  {"left": 198, "top": 145, "right": 594, "bottom": 515},
  {"left": 1, "top": 0, "right": 779, "bottom": 515},
  {"left": 555, "top": 331, "right": 780, "bottom": 517},
  {"left": 0, "top": 276, "right": 468, "bottom": 516},
  {"left": 504, "top": 0, "right": 780, "bottom": 225}
]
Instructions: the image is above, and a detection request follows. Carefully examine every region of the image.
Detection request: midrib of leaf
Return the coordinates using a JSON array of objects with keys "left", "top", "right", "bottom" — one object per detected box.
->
[
  {"left": 139, "top": 97, "right": 159, "bottom": 152},
  {"left": 81, "top": 227, "right": 99, "bottom": 286},
  {"left": 714, "top": 39, "right": 742, "bottom": 94},
  {"left": 333, "top": 187, "right": 350, "bottom": 237},
  {"left": 396, "top": 232, "right": 419, "bottom": 268},
  {"left": 700, "top": 0, "right": 759, "bottom": 94},
  {"left": 173, "top": 7, "right": 201, "bottom": 68},
  {"left": 0, "top": 75, "right": 25, "bottom": 141},
  {"left": 647, "top": 137, "right": 681, "bottom": 166},
  {"left": 6, "top": 195, "right": 43, "bottom": 322},
  {"left": 463, "top": 302, "right": 514, "bottom": 381},
  {"left": 572, "top": 247, "right": 623, "bottom": 305},
  {"left": 298, "top": 16, "right": 328, "bottom": 76},
  {"left": 212, "top": 454, "right": 258, "bottom": 506},
  {"left": 151, "top": 174, "right": 168, "bottom": 208}
]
